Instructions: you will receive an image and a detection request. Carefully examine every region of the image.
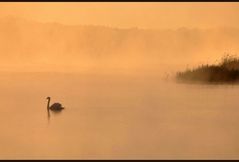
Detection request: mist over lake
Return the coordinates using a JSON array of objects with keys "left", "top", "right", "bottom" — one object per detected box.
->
[
  {"left": 0, "top": 72, "right": 239, "bottom": 159},
  {"left": 1, "top": 2, "right": 239, "bottom": 159}
]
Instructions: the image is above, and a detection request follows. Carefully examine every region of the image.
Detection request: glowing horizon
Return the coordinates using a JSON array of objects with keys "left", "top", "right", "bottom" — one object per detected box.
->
[{"left": 0, "top": 2, "right": 239, "bottom": 30}]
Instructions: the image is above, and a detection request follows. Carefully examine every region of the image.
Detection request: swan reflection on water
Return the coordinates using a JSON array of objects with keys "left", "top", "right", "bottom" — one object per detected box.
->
[{"left": 46, "top": 96, "right": 65, "bottom": 121}]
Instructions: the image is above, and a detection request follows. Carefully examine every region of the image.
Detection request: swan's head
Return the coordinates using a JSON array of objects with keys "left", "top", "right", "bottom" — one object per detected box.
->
[{"left": 46, "top": 97, "right": 51, "bottom": 100}]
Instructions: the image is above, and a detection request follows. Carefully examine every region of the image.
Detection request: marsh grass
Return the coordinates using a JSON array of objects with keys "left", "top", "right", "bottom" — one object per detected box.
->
[{"left": 176, "top": 54, "right": 239, "bottom": 83}]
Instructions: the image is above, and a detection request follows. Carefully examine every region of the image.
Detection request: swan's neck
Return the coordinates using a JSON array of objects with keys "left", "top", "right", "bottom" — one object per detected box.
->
[{"left": 47, "top": 99, "right": 50, "bottom": 110}]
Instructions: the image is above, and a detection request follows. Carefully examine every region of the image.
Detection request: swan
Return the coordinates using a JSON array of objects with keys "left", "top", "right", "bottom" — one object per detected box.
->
[{"left": 46, "top": 97, "right": 64, "bottom": 111}]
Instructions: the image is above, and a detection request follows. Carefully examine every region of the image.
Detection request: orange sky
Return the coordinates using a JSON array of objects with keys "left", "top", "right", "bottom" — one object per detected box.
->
[{"left": 0, "top": 2, "right": 239, "bottom": 29}]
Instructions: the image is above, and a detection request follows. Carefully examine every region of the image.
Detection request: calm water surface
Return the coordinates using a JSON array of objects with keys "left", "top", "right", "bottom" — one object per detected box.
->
[{"left": 0, "top": 72, "right": 239, "bottom": 159}]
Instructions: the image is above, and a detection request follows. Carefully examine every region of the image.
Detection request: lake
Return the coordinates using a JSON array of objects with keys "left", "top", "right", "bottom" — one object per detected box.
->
[{"left": 0, "top": 72, "right": 239, "bottom": 159}]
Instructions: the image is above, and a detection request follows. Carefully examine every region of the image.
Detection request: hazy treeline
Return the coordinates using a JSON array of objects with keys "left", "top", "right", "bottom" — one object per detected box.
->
[{"left": 0, "top": 17, "right": 239, "bottom": 73}]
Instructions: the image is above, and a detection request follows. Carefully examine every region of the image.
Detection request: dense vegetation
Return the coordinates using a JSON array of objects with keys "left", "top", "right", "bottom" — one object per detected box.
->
[{"left": 176, "top": 55, "right": 239, "bottom": 83}]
